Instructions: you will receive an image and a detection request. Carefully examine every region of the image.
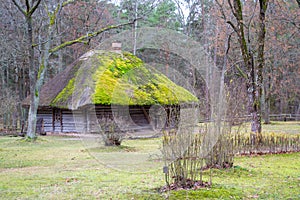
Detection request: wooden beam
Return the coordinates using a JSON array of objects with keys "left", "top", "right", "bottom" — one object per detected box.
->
[
  {"left": 60, "top": 110, "right": 63, "bottom": 132},
  {"left": 52, "top": 108, "right": 55, "bottom": 132},
  {"left": 141, "top": 106, "right": 151, "bottom": 124}
]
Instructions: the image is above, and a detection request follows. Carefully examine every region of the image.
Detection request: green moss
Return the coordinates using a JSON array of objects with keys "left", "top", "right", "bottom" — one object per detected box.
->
[
  {"left": 51, "top": 78, "right": 75, "bottom": 107},
  {"left": 52, "top": 51, "right": 198, "bottom": 107},
  {"left": 169, "top": 186, "right": 243, "bottom": 199},
  {"left": 152, "top": 73, "right": 198, "bottom": 104},
  {"left": 92, "top": 52, "right": 197, "bottom": 105},
  {"left": 37, "top": 63, "right": 45, "bottom": 80},
  {"left": 35, "top": 89, "right": 39, "bottom": 97}
]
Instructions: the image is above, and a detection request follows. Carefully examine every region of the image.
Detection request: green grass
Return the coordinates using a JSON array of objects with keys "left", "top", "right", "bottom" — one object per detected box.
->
[
  {"left": 0, "top": 121, "right": 300, "bottom": 199},
  {"left": 262, "top": 121, "right": 300, "bottom": 134},
  {"left": 241, "top": 121, "right": 300, "bottom": 134}
]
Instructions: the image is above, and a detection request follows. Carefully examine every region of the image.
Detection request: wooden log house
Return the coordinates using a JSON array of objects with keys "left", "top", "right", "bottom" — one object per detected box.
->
[{"left": 22, "top": 49, "right": 198, "bottom": 134}]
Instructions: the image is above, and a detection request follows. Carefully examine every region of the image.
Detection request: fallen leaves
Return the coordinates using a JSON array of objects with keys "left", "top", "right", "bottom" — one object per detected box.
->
[{"left": 160, "top": 179, "right": 211, "bottom": 192}]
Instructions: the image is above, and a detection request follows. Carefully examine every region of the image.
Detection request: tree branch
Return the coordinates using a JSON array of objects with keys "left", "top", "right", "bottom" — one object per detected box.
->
[
  {"left": 49, "top": 20, "right": 138, "bottom": 53},
  {"left": 234, "top": 63, "right": 248, "bottom": 79},
  {"left": 62, "top": 0, "right": 76, "bottom": 7},
  {"left": 226, "top": 21, "right": 238, "bottom": 34},
  {"left": 228, "top": 0, "right": 238, "bottom": 19},
  {"left": 25, "top": 0, "right": 30, "bottom": 13},
  {"left": 247, "top": 0, "right": 258, "bottom": 43},
  {"left": 226, "top": 31, "right": 234, "bottom": 55},
  {"left": 11, "top": 0, "right": 26, "bottom": 16},
  {"left": 28, "top": 0, "right": 42, "bottom": 16},
  {"left": 216, "top": 0, "right": 227, "bottom": 21}
]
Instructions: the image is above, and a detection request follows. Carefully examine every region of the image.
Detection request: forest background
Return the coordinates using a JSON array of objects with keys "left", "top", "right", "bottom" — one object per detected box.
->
[{"left": 0, "top": 0, "right": 299, "bottom": 134}]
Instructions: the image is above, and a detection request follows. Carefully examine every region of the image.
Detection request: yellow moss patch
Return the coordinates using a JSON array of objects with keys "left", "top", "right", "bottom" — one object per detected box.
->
[
  {"left": 51, "top": 78, "right": 75, "bottom": 107},
  {"left": 51, "top": 51, "right": 198, "bottom": 107}
]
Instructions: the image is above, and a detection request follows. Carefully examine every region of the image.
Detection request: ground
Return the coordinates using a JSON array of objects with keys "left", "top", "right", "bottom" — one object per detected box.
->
[{"left": 0, "top": 122, "right": 299, "bottom": 199}]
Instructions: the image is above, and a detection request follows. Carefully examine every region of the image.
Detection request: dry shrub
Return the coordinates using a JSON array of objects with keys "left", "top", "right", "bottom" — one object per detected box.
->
[
  {"left": 162, "top": 127, "right": 207, "bottom": 189},
  {"left": 234, "top": 132, "right": 300, "bottom": 155},
  {"left": 98, "top": 116, "right": 127, "bottom": 146},
  {"left": 161, "top": 105, "right": 242, "bottom": 189}
]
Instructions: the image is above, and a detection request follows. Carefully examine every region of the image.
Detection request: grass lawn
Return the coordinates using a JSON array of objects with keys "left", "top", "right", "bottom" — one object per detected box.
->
[
  {"left": 0, "top": 122, "right": 299, "bottom": 199},
  {"left": 234, "top": 121, "right": 300, "bottom": 135}
]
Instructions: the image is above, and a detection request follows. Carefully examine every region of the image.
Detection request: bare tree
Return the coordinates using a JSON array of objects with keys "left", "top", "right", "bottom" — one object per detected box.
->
[
  {"left": 11, "top": 0, "right": 136, "bottom": 139},
  {"left": 215, "top": 0, "right": 268, "bottom": 140},
  {"left": 12, "top": 0, "right": 42, "bottom": 139}
]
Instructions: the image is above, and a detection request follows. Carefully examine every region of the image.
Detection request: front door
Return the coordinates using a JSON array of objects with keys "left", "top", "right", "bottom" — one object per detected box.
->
[{"left": 52, "top": 109, "right": 62, "bottom": 132}]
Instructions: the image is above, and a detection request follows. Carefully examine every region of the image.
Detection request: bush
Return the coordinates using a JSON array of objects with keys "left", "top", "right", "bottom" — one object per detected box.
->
[{"left": 98, "top": 116, "right": 127, "bottom": 146}]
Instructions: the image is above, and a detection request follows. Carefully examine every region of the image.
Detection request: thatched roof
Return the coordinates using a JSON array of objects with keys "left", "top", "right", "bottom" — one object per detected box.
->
[{"left": 23, "top": 50, "right": 198, "bottom": 109}]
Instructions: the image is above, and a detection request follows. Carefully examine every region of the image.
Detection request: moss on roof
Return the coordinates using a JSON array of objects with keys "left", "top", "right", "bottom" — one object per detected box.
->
[{"left": 50, "top": 51, "right": 198, "bottom": 109}]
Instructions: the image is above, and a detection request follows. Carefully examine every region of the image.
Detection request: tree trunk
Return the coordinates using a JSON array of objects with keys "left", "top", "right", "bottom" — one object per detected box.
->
[
  {"left": 133, "top": 1, "right": 138, "bottom": 55},
  {"left": 246, "top": 51, "right": 262, "bottom": 138},
  {"left": 262, "top": 75, "right": 271, "bottom": 124},
  {"left": 226, "top": 0, "right": 268, "bottom": 137},
  {"left": 256, "top": 0, "right": 268, "bottom": 129},
  {"left": 12, "top": 0, "right": 136, "bottom": 139},
  {"left": 27, "top": 6, "right": 54, "bottom": 139},
  {"left": 26, "top": 14, "right": 38, "bottom": 139},
  {"left": 296, "top": 103, "right": 300, "bottom": 121},
  {"left": 1, "top": 64, "right": 5, "bottom": 129},
  {"left": 26, "top": 95, "right": 39, "bottom": 138}
]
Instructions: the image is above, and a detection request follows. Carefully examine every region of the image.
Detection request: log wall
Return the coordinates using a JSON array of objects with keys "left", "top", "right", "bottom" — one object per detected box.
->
[{"left": 37, "top": 105, "right": 153, "bottom": 133}]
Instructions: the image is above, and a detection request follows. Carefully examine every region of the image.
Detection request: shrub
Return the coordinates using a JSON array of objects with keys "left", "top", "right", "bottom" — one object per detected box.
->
[{"left": 98, "top": 116, "right": 127, "bottom": 146}]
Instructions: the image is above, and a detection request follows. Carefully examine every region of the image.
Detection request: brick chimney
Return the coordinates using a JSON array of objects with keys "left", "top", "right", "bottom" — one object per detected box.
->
[{"left": 112, "top": 42, "right": 122, "bottom": 53}]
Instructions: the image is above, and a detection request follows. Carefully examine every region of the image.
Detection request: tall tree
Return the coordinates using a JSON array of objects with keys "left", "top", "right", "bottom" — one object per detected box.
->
[
  {"left": 263, "top": 1, "right": 300, "bottom": 120},
  {"left": 0, "top": 2, "right": 31, "bottom": 131},
  {"left": 12, "top": 0, "right": 42, "bottom": 138},
  {"left": 58, "top": 0, "right": 115, "bottom": 64},
  {"left": 11, "top": 0, "right": 135, "bottom": 139},
  {"left": 215, "top": 0, "right": 269, "bottom": 137},
  {"left": 147, "top": 0, "right": 181, "bottom": 30}
]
